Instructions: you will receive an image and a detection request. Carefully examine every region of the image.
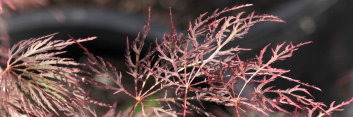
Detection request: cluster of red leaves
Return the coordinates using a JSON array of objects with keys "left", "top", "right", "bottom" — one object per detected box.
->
[
  {"left": 0, "top": 3, "right": 352, "bottom": 117},
  {"left": 85, "top": 4, "right": 353, "bottom": 117}
]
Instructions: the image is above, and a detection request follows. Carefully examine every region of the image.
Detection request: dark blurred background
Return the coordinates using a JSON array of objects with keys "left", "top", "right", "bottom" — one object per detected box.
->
[{"left": 1, "top": 0, "right": 353, "bottom": 116}]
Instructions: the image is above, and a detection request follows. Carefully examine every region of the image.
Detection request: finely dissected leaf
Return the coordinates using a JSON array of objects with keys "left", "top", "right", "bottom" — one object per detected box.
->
[
  {"left": 90, "top": 4, "right": 280, "bottom": 117},
  {"left": 153, "top": 4, "right": 285, "bottom": 117},
  {"left": 0, "top": 33, "right": 96, "bottom": 116}
]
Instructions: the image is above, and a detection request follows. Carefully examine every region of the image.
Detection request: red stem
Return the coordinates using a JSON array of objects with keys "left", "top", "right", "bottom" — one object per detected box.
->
[{"left": 183, "top": 86, "right": 188, "bottom": 117}]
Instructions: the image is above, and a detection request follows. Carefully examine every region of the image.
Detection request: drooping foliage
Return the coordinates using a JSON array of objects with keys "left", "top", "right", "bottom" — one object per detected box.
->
[{"left": 0, "top": 33, "right": 96, "bottom": 116}]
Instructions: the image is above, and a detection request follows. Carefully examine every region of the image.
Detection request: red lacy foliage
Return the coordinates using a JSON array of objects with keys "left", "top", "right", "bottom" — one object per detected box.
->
[
  {"left": 86, "top": 4, "right": 353, "bottom": 117},
  {"left": 0, "top": 3, "right": 352, "bottom": 117}
]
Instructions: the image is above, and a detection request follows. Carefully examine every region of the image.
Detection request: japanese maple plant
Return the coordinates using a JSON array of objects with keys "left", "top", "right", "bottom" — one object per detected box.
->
[{"left": 0, "top": 4, "right": 352, "bottom": 117}]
